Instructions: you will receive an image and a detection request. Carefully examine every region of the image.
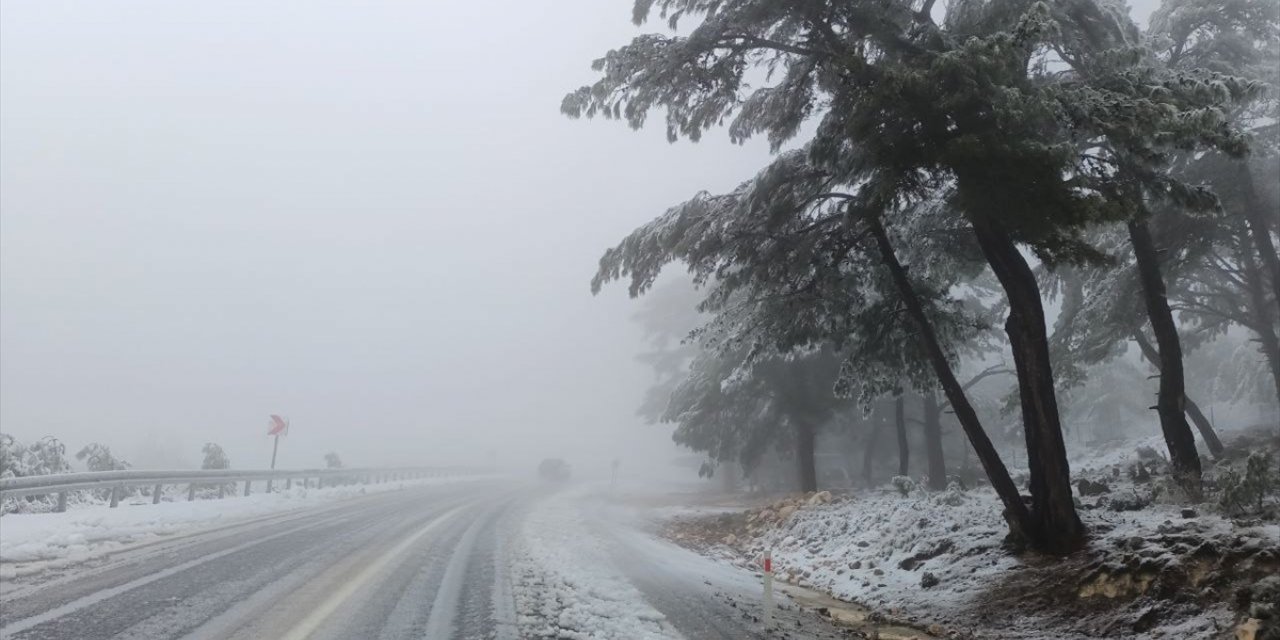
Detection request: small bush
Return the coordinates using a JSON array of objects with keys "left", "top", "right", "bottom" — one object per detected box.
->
[
  {"left": 1217, "top": 452, "right": 1278, "bottom": 516},
  {"left": 933, "top": 481, "right": 968, "bottom": 506}
]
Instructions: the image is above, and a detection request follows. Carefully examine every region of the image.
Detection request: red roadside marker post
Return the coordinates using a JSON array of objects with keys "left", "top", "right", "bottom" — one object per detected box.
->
[{"left": 763, "top": 549, "right": 774, "bottom": 630}]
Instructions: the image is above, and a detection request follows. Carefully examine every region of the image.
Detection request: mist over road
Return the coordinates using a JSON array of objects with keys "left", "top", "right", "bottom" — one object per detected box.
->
[{"left": 0, "top": 481, "right": 852, "bottom": 640}]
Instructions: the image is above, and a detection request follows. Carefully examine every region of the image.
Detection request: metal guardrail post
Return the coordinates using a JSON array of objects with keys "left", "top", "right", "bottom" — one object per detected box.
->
[
  {"left": 286, "top": 477, "right": 292, "bottom": 490},
  {"left": 243, "top": 481, "right": 251, "bottom": 497},
  {"left": 1, "top": 466, "right": 465, "bottom": 506}
]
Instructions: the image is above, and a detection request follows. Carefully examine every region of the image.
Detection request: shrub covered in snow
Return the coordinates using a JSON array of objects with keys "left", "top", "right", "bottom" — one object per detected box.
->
[
  {"left": 1, "top": 434, "right": 77, "bottom": 514},
  {"left": 1217, "top": 451, "right": 1279, "bottom": 516}
]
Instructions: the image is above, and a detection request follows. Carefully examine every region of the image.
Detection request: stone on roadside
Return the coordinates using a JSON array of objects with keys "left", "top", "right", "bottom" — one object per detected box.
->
[{"left": 808, "top": 490, "right": 833, "bottom": 506}]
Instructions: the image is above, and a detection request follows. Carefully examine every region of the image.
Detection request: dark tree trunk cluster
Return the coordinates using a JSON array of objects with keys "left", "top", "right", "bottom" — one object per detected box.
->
[
  {"left": 1132, "top": 330, "right": 1224, "bottom": 458},
  {"left": 866, "top": 213, "right": 1039, "bottom": 547},
  {"left": 968, "top": 216, "right": 1085, "bottom": 554},
  {"left": 895, "top": 393, "right": 909, "bottom": 477},
  {"left": 922, "top": 393, "right": 947, "bottom": 490},
  {"left": 1128, "top": 219, "right": 1203, "bottom": 497}
]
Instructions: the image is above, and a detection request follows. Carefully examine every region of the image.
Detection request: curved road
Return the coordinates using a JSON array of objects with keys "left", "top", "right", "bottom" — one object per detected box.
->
[{"left": 0, "top": 481, "right": 856, "bottom": 640}]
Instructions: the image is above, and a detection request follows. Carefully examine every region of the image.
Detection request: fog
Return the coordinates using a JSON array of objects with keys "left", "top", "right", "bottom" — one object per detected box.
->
[
  {"left": 0, "top": 0, "right": 782, "bottom": 477},
  {"left": 0, "top": 0, "right": 1219, "bottom": 479}
]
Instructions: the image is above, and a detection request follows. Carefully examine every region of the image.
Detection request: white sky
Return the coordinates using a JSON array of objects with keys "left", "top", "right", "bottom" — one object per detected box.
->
[
  {"left": 0, "top": 0, "right": 1166, "bottom": 474},
  {"left": 0, "top": 0, "right": 775, "bottom": 475}
]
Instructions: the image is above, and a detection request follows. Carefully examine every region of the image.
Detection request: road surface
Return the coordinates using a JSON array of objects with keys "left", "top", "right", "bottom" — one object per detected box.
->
[{"left": 0, "top": 481, "right": 855, "bottom": 640}]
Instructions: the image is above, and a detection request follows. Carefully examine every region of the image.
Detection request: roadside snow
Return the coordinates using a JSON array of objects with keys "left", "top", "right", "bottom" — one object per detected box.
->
[
  {"left": 667, "top": 448, "right": 1279, "bottom": 640},
  {"left": 738, "top": 488, "right": 1017, "bottom": 614},
  {"left": 0, "top": 475, "right": 493, "bottom": 578},
  {"left": 512, "top": 489, "right": 682, "bottom": 640}
]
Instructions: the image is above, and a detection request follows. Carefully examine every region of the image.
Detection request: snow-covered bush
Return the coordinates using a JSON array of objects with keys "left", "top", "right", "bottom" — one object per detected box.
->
[
  {"left": 1217, "top": 451, "right": 1278, "bottom": 516},
  {"left": 75, "top": 443, "right": 135, "bottom": 500},
  {"left": 1, "top": 434, "right": 75, "bottom": 514},
  {"left": 933, "top": 481, "right": 969, "bottom": 506},
  {"left": 195, "top": 443, "right": 235, "bottom": 498},
  {"left": 890, "top": 475, "right": 919, "bottom": 497},
  {"left": 201, "top": 443, "right": 230, "bottom": 470}
]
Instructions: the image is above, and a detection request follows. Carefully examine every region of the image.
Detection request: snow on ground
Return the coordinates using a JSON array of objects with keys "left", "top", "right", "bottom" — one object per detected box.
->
[
  {"left": 0, "top": 475, "right": 494, "bottom": 579},
  {"left": 729, "top": 488, "right": 1019, "bottom": 616},
  {"left": 662, "top": 429, "right": 1280, "bottom": 639},
  {"left": 724, "top": 489, "right": 1276, "bottom": 638},
  {"left": 511, "top": 488, "right": 683, "bottom": 640}
]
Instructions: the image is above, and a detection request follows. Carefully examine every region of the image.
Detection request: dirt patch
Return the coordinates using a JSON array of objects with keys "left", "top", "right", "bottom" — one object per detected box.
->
[
  {"left": 976, "top": 521, "right": 1280, "bottom": 638},
  {"left": 661, "top": 490, "right": 842, "bottom": 554}
]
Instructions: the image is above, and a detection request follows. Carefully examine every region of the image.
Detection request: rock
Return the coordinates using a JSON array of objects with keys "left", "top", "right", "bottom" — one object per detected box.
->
[
  {"left": 723, "top": 534, "right": 737, "bottom": 545},
  {"left": 1235, "top": 618, "right": 1260, "bottom": 640},
  {"left": 1077, "top": 478, "right": 1111, "bottom": 496},
  {"left": 1128, "top": 536, "right": 1145, "bottom": 549},
  {"left": 873, "top": 568, "right": 885, "bottom": 576},
  {"left": 850, "top": 560, "right": 862, "bottom": 570},
  {"left": 1181, "top": 508, "right": 1198, "bottom": 519},
  {"left": 921, "top": 572, "right": 940, "bottom": 589},
  {"left": 808, "top": 490, "right": 833, "bottom": 505},
  {"left": 899, "top": 539, "right": 955, "bottom": 570},
  {"left": 778, "top": 505, "right": 797, "bottom": 520},
  {"left": 927, "top": 623, "right": 945, "bottom": 636},
  {"left": 1133, "top": 607, "right": 1159, "bottom": 632}
]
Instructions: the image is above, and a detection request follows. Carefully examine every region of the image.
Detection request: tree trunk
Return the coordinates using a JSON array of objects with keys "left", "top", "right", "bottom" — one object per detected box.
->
[
  {"left": 968, "top": 215, "right": 1084, "bottom": 554},
  {"left": 865, "top": 213, "right": 1035, "bottom": 545},
  {"left": 1240, "top": 239, "right": 1280, "bottom": 407},
  {"left": 923, "top": 392, "right": 947, "bottom": 490},
  {"left": 1132, "top": 329, "right": 1224, "bottom": 458},
  {"left": 862, "top": 411, "right": 883, "bottom": 487},
  {"left": 895, "top": 392, "right": 909, "bottom": 477},
  {"left": 1128, "top": 219, "right": 1203, "bottom": 496},
  {"left": 1240, "top": 164, "right": 1280, "bottom": 309},
  {"left": 796, "top": 418, "right": 817, "bottom": 493}
]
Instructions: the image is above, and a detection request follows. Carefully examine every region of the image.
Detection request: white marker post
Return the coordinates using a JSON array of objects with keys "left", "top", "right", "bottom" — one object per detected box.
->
[{"left": 762, "top": 549, "right": 774, "bottom": 630}]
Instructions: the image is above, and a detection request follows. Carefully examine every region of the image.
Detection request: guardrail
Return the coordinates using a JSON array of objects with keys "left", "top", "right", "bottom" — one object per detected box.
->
[{"left": 0, "top": 466, "right": 484, "bottom": 512}]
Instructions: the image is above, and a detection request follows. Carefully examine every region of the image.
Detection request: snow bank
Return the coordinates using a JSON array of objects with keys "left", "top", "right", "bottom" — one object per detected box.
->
[
  {"left": 675, "top": 482, "right": 1277, "bottom": 638},
  {"left": 0, "top": 475, "right": 493, "bottom": 579},
  {"left": 512, "top": 489, "right": 681, "bottom": 640},
  {"left": 737, "top": 488, "right": 1017, "bottom": 614}
]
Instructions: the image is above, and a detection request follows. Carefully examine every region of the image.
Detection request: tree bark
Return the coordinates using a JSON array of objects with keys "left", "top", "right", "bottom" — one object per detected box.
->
[
  {"left": 865, "top": 213, "right": 1036, "bottom": 545},
  {"left": 1132, "top": 329, "right": 1224, "bottom": 458},
  {"left": 862, "top": 410, "right": 883, "bottom": 487},
  {"left": 1240, "top": 239, "right": 1280, "bottom": 406},
  {"left": 1239, "top": 164, "right": 1280, "bottom": 309},
  {"left": 923, "top": 392, "right": 947, "bottom": 490},
  {"left": 1128, "top": 218, "right": 1203, "bottom": 496},
  {"left": 967, "top": 215, "right": 1085, "bottom": 554},
  {"left": 895, "top": 392, "right": 909, "bottom": 477},
  {"left": 796, "top": 418, "right": 818, "bottom": 493}
]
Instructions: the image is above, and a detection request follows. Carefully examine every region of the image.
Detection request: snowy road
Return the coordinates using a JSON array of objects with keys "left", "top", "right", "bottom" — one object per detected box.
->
[{"left": 0, "top": 482, "right": 853, "bottom": 640}]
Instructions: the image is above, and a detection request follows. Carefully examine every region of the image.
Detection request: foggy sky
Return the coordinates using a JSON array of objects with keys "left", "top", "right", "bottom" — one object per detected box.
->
[
  {"left": 0, "top": 0, "right": 780, "bottom": 475},
  {"left": 0, "top": 0, "right": 1164, "bottom": 475}
]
